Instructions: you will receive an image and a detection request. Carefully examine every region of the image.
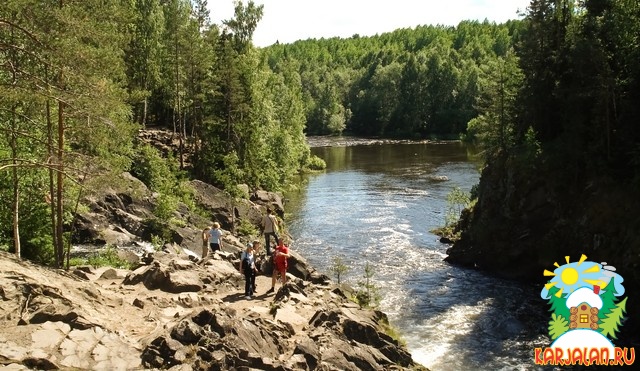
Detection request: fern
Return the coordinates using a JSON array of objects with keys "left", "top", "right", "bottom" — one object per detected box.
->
[{"left": 549, "top": 313, "right": 569, "bottom": 340}]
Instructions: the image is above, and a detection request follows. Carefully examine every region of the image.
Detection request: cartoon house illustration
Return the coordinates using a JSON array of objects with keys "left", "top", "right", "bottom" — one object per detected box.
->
[{"left": 566, "top": 286, "right": 602, "bottom": 330}]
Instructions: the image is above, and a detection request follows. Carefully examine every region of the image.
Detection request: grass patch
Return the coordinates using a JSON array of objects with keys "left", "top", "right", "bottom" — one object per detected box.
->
[{"left": 86, "top": 246, "right": 134, "bottom": 269}]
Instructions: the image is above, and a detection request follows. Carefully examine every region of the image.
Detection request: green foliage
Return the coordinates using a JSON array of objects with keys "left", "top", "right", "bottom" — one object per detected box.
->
[
  {"left": 329, "top": 255, "right": 349, "bottom": 284},
  {"left": 548, "top": 313, "right": 569, "bottom": 340},
  {"left": 264, "top": 21, "right": 522, "bottom": 139},
  {"left": 131, "top": 144, "right": 178, "bottom": 193},
  {"left": 520, "top": 126, "right": 542, "bottom": 163},
  {"left": 87, "top": 246, "right": 134, "bottom": 269},
  {"left": 24, "top": 234, "right": 56, "bottom": 266},
  {"left": 547, "top": 286, "right": 572, "bottom": 324},
  {"left": 432, "top": 186, "right": 474, "bottom": 241},
  {"left": 236, "top": 218, "right": 258, "bottom": 237},
  {"left": 150, "top": 234, "right": 166, "bottom": 251},
  {"left": 598, "top": 284, "right": 620, "bottom": 322},
  {"left": 599, "top": 297, "right": 627, "bottom": 340},
  {"left": 354, "top": 262, "right": 381, "bottom": 308},
  {"left": 445, "top": 187, "right": 472, "bottom": 227},
  {"left": 378, "top": 316, "right": 407, "bottom": 347},
  {"left": 130, "top": 144, "right": 199, "bottom": 221},
  {"left": 67, "top": 257, "right": 87, "bottom": 267},
  {"left": 1, "top": 0, "right": 135, "bottom": 265},
  {"left": 305, "top": 155, "right": 327, "bottom": 171},
  {"left": 154, "top": 193, "right": 179, "bottom": 221},
  {"left": 169, "top": 217, "right": 187, "bottom": 228}
]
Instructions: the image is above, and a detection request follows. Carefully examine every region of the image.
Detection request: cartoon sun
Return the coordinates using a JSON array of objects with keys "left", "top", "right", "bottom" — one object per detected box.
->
[{"left": 542, "top": 254, "right": 608, "bottom": 298}]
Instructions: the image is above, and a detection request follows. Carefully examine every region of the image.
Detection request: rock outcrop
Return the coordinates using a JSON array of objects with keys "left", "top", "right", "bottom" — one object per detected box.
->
[
  {"left": 445, "top": 154, "right": 640, "bottom": 341},
  {"left": 0, "top": 249, "right": 427, "bottom": 370}
]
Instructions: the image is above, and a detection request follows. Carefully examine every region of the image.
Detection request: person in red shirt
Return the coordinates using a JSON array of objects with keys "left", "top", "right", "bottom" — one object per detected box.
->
[{"left": 266, "top": 238, "right": 289, "bottom": 294}]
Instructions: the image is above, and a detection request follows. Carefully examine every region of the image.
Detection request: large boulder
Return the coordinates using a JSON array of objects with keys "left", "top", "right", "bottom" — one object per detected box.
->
[
  {"left": 189, "top": 180, "right": 234, "bottom": 229},
  {"left": 250, "top": 190, "right": 284, "bottom": 217}
]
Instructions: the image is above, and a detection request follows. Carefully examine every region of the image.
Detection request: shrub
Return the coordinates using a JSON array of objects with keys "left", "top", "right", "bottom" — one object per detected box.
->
[
  {"left": 87, "top": 246, "right": 133, "bottom": 269},
  {"left": 305, "top": 155, "right": 326, "bottom": 171},
  {"left": 236, "top": 218, "right": 258, "bottom": 237},
  {"left": 150, "top": 234, "right": 165, "bottom": 251}
]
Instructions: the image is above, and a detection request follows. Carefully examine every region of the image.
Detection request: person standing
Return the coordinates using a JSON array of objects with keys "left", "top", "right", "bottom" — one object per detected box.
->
[
  {"left": 266, "top": 238, "right": 289, "bottom": 294},
  {"left": 208, "top": 222, "right": 224, "bottom": 253},
  {"left": 239, "top": 243, "right": 257, "bottom": 299},
  {"left": 201, "top": 226, "right": 211, "bottom": 258},
  {"left": 261, "top": 207, "right": 279, "bottom": 256}
]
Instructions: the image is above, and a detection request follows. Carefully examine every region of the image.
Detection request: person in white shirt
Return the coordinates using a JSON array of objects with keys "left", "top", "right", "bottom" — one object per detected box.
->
[{"left": 208, "top": 222, "right": 224, "bottom": 253}]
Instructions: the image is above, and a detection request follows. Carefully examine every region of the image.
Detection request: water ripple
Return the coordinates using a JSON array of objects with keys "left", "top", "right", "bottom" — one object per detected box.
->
[{"left": 285, "top": 143, "right": 547, "bottom": 371}]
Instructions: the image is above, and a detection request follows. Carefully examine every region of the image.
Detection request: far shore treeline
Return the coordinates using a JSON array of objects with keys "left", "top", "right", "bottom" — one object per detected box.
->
[{"left": 1, "top": 0, "right": 639, "bottom": 277}]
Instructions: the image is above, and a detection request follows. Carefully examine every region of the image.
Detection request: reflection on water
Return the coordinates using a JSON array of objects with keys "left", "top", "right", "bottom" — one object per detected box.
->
[{"left": 285, "top": 142, "right": 551, "bottom": 370}]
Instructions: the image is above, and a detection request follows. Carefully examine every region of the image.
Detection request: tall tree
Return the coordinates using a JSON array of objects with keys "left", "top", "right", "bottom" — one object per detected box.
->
[
  {"left": 467, "top": 49, "right": 523, "bottom": 158},
  {"left": 126, "top": 0, "right": 165, "bottom": 128},
  {"left": 0, "top": 0, "right": 134, "bottom": 265},
  {"left": 223, "top": 0, "right": 263, "bottom": 53}
]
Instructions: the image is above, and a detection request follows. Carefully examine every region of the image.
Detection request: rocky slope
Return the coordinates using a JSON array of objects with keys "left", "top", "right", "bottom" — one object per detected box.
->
[
  {"left": 0, "top": 248, "right": 423, "bottom": 370},
  {"left": 1, "top": 166, "right": 427, "bottom": 370}
]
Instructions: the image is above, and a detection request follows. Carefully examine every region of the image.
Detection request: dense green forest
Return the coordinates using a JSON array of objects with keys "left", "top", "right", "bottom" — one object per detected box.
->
[
  {"left": 2, "top": 0, "right": 640, "bottom": 273},
  {"left": 264, "top": 20, "right": 524, "bottom": 139}
]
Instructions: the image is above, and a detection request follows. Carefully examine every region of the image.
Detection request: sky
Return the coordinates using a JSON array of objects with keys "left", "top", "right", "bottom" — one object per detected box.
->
[{"left": 208, "top": 0, "right": 532, "bottom": 47}]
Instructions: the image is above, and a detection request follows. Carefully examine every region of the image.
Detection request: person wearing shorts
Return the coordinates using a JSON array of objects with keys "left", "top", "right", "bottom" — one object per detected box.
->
[
  {"left": 208, "top": 222, "right": 223, "bottom": 253},
  {"left": 266, "top": 238, "right": 289, "bottom": 294}
]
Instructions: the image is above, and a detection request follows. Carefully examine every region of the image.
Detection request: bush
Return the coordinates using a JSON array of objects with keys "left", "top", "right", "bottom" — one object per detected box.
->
[
  {"left": 236, "top": 218, "right": 258, "bottom": 237},
  {"left": 150, "top": 234, "right": 165, "bottom": 251},
  {"left": 305, "top": 155, "right": 326, "bottom": 171},
  {"left": 130, "top": 144, "right": 178, "bottom": 192},
  {"left": 154, "top": 193, "right": 179, "bottom": 221},
  {"left": 87, "top": 246, "right": 133, "bottom": 269}
]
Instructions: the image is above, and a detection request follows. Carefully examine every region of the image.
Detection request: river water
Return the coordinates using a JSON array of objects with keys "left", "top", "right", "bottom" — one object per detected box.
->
[{"left": 284, "top": 140, "right": 551, "bottom": 371}]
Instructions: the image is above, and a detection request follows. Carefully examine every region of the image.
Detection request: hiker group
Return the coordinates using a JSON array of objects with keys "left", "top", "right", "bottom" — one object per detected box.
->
[{"left": 202, "top": 207, "right": 290, "bottom": 300}]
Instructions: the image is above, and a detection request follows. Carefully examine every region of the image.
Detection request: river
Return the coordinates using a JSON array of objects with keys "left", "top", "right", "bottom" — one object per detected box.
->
[{"left": 284, "top": 139, "right": 551, "bottom": 371}]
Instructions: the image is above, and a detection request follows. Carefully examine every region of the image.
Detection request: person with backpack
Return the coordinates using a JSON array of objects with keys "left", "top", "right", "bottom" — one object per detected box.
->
[
  {"left": 266, "top": 238, "right": 289, "bottom": 294},
  {"left": 239, "top": 242, "right": 258, "bottom": 299},
  {"left": 261, "top": 207, "right": 279, "bottom": 256}
]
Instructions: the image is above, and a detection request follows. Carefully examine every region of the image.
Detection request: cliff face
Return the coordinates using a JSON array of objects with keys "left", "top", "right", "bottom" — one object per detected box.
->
[{"left": 446, "top": 155, "right": 640, "bottom": 341}]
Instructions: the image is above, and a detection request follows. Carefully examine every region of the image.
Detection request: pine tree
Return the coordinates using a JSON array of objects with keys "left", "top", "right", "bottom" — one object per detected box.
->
[
  {"left": 355, "top": 262, "right": 381, "bottom": 308},
  {"left": 547, "top": 285, "right": 571, "bottom": 323},
  {"left": 467, "top": 48, "right": 523, "bottom": 159},
  {"left": 0, "top": 0, "right": 134, "bottom": 265},
  {"left": 125, "top": 0, "right": 165, "bottom": 127},
  {"left": 598, "top": 284, "right": 619, "bottom": 322},
  {"left": 599, "top": 297, "right": 627, "bottom": 340}
]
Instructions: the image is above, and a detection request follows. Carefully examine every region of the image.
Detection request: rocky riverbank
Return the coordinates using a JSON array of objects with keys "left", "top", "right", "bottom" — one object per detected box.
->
[
  {"left": 0, "top": 169, "right": 427, "bottom": 370},
  {"left": 445, "top": 154, "right": 640, "bottom": 345}
]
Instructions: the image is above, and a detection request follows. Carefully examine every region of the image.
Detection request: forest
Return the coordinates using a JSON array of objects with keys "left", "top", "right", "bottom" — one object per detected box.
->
[{"left": 1, "top": 0, "right": 639, "bottom": 271}]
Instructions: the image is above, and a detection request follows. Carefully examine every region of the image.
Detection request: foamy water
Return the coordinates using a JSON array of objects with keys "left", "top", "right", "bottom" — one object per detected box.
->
[{"left": 285, "top": 142, "right": 550, "bottom": 370}]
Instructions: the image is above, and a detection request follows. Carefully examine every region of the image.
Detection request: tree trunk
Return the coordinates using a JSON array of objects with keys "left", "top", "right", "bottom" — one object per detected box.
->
[
  {"left": 46, "top": 68, "right": 58, "bottom": 261},
  {"left": 11, "top": 106, "right": 20, "bottom": 259},
  {"left": 56, "top": 96, "right": 65, "bottom": 267},
  {"left": 9, "top": 23, "right": 21, "bottom": 258}
]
